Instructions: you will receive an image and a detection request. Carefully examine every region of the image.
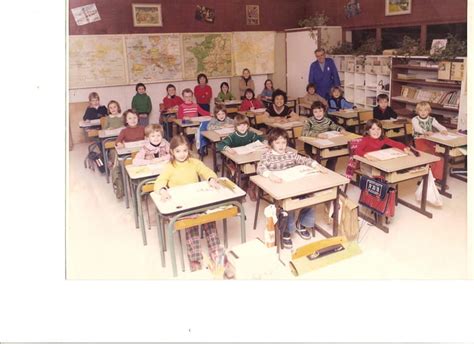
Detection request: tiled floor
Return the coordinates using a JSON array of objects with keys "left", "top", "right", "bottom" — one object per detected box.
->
[{"left": 67, "top": 142, "right": 468, "bottom": 279}]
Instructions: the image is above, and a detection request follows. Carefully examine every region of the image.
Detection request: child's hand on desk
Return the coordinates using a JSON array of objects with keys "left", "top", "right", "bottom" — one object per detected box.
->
[
  {"left": 159, "top": 189, "right": 171, "bottom": 202},
  {"left": 209, "top": 178, "right": 221, "bottom": 189},
  {"left": 441, "top": 130, "right": 448, "bottom": 135},
  {"left": 225, "top": 147, "right": 236, "bottom": 154},
  {"left": 340, "top": 128, "right": 347, "bottom": 135},
  {"left": 269, "top": 173, "right": 283, "bottom": 183},
  {"left": 424, "top": 131, "right": 433, "bottom": 137},
  {"left": 364, "top": 154, "right": 378, "bottom": 161},
  {"left": 145, "top": 153, "right": 155, "bottom": 160},
  {"left": 404, "top": 147, "right": 413, "bottom": 155},
  {"left": 116, "top": 142, "right": 124, "bottom": 148},
  {"left": 318, "top": 133, "right": 328, "bottom": 139}
]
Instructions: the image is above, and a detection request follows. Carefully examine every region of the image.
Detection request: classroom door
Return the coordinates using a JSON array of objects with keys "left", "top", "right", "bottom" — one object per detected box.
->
[{"left": 285, "top": 30, "right": 318, "bottom": 99}]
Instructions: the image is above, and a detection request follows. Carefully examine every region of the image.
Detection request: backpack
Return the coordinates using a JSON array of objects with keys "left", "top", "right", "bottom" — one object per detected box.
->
[
  {"left": 111, "top": 153, "right": 124, "bottom": 199},
  {"left": 358, "top": 175, "right": 396, "bottom": 218},
  {"left": 338, "top": 192, "right": 360, "bottom": 241},
  {"left": 86, "top": 142, "right": 105, "bottom": 174}
]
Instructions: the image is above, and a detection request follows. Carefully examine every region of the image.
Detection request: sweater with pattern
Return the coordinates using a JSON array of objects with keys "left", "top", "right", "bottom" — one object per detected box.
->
[
  {"left": 177, "top": 102, "right": 210, "bottom": 119},
  {"left": 257, "top": 148, "right": 320, "bottom": 177},
  {"left": 153, "top": 158, "right": 217, "bottom": 191},
  {"left": 133, "top": 139, "right": 171, "bottom": 166},
  {"left": 302, "top": 116, "right": 343, "bottom": 137},
  {"left": 412, "top": 115, "right": 447, "bottom": 138},
  {"left": 216, "top": 130, "right": 264, "bottom": 152}
]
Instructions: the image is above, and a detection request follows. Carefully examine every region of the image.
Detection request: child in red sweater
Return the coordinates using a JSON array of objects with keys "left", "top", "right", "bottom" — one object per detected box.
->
[
  {"left": 177, "top": 88, "right": 210, "bottom": 119},
  {"left": 355, "top": 119, "right": 411, "bottom": 159},
  {"left": 238, "top": 88, "right": 264, "bottom": 111},
  {"left": 162, "top": 84, "right": 184, "bottom": 113},
  {"left": 194, "top": 73, "right": 212, "bottom": 113},
  {"left": 116, "top": 109, "right": 146, "bottom": 148}
]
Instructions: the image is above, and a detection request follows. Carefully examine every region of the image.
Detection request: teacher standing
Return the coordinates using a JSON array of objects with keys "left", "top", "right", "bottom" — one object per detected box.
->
[{"left": 308, "top": 48, "right": 341, "bottom": 100}]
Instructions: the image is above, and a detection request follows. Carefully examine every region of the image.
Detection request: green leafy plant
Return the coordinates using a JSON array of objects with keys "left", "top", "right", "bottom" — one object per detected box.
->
[
  {"left": 429, "top": 34, "right": 467, "bottom": 61},
  {"left": 395, "top": 36, "right": 429, "bottom": 58},
  {"left": 354, "top": 38, "right": 382, "bottom": 56},
  {"left": 328, "top": 42, "right": 354, "bottom": 55},
  {"left": 298, "top": 11, "right": 330, "bottom": 40}
]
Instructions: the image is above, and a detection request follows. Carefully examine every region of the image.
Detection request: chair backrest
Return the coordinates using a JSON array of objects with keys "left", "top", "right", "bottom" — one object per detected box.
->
[
  {"left": 345, "top": 137, "right": 364, "bottom": 179},
  {"left": 100, "top": 116, "right": 108, "bottom": 129},
  {"left": 358, "top": 110, "right": 373, "bottom": 123}
]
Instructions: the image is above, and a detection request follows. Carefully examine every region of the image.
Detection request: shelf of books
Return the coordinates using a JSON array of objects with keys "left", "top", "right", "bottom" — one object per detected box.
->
[
  {"left": 390, "top": 56, "right": 466, "bottom": 130},
  {"left": 331, "top": 55, "right": 391, "bottom": 109}
]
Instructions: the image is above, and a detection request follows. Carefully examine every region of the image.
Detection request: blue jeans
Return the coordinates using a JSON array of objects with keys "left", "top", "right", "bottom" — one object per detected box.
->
[{"left": 287, "top": 207, "right": 315, "bottom": 233}]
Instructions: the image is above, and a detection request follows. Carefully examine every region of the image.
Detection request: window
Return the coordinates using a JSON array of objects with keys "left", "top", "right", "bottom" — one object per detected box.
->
[
  {"left": 351, "top": 29, "right": 376, "bottom": 50},
  {"left": 426, "top": 23, "right": 467, "bottom": 50},
  {"left": 382, "top": 26, "right": 421, "bottom": 50}
]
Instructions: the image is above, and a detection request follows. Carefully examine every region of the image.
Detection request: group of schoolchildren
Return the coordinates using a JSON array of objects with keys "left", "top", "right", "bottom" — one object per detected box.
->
[{"left": 81, "top": 67, "right": 449, "bottom": 275}]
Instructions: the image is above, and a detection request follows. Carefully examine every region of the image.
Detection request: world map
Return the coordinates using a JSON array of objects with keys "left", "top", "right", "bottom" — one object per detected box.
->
[
  {"left": 69, "top": 35, "right": 127, "bottom": 88},
  {"left": 233, "top": 31, "right": 275, "bottom": 75},
  {"left": 126, "top": 34, "right": 182, "bottom": 83},
  {"left": 182, "top": 33, "right": 233, "bottom": 80}
]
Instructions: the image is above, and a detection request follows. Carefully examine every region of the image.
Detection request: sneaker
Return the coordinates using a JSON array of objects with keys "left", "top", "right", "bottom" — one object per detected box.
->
[
  {"left": 296, "top": 226, "right": 311, "bottom": 240},
  {"left": 281, "top": 232, "right": 293, "bottom": 249}
]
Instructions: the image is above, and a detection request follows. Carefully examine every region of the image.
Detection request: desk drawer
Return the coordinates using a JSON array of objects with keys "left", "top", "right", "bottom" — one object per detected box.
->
[
  {"left": 385, "top": 130, "right": 404, "bottom": 138},
  {"left": 184, "top": 127, "right": 197, "bottom": 135},
  {"left": 241, "top": 163, "right": 256, "bottom": 174},
  {"left": 435, "top": 144, "right": 464, "bottom": 157},
  {"left": 282, "top": 187, "right": 337, "bottom": 211},
  {"left": 317, "top": 147, "right": 348, "bottom": 158},
  {"left": 367, "top": 164, "right": 429, "bottom": 183}
]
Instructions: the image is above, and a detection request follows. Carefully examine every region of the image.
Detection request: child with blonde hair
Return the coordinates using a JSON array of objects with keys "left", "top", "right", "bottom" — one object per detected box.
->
[
  {"left": 154, "top": 135, "right": 223, "bottom": 272},
  {"left": 133, "top": 124, "right": 170, "bottom": 166},
  {"left": 328, "top": 86, "right": 355, "bottom": 113},
  {"left": 83, "top": 92, "right": 107, "bottom": 121}
]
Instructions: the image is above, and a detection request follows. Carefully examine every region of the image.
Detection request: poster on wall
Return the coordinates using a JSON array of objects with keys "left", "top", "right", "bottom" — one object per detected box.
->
[
  {"left": 71, "top": 3, "right": 101, "bottom": 26},
  {"left": 195, "top": 5, "right": 215, "bottom": 23},
  {"left": 132, "top": 3, "right": 163, "bottom": 27},
  {"left": 385, "top": 0, "right": 411, "bottom": 16},
  {"left": 246, "top": 5, "right": 260, "bottom": 25}
]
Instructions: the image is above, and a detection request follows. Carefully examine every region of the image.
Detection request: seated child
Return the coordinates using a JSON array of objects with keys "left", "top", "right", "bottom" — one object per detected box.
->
[
  {"left": 355, "top": 119, "right": 411, "bottom": 163},
  {"left": 207, "top": 104, "right": 234, "bottom": 130},
  {"left": 194, "top": 73, "right": 213, "bottom": 112},
  {"left": 302, "top": 101, "right": 346, "bottom": 170},
  {"left": 102, "top": 100, "right": 124, "bottom": 130},
  {"left": 133, "top": 124, "right": 170, "bottom": 166},
  {"left": 216, "top": 114, "right": 264, "bottom": 201},
  {"left": 259, "top": 79, "right": 274, "bottom": 103},
  {"left": 257, "top": 128, "right": 325, "bottom": 249},
  {"left": 328, "top": 86, "right": 355, "bottom": 113},
  {"left": 264, "top": 89, "right": 299, "bottom": 122},
  {"left": 412, "top": 101, "right": 448, "bottom": 184},
  {"left": 162, "top": 84, "right": 184, "bottom": 113},
  {"left": 154, "top": 135, "right": 225, "bottom": 272},
  {"left": 216, "top": 82, "right": 235, "bottom": 102},
  {"left": 132, "top": 82, "right": 152, "bottom": 126},
  {"left": 238, "top": 68, "right": 255, "bottom": 100},
  {"left": 177, "top": 88, "right": 210, "bottom": 119},
  {"left": 239, "top": 88, "right": 264, "bottom": 111},
  {"left": 83, "top": 92, "right": 107, "bottom": 121},
  {"left": 373, "top": 94, "right": 398, "bottom": 120},
  {"left": 299, "top": 83, "right": 328, "bottom": 111},
  {"left": 115, "top": 109, "right": 145, "bottom": 148}
]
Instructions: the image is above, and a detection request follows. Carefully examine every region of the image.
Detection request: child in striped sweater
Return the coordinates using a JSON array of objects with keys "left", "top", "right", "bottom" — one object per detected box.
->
[
  {"left": 133, "top": 124, "right": 170, "bottom": 166},
  {"left": 154, "top": 135, "right": 224, "bottom": 272},
  {"left": 177, "top": 88, "right": 210, "bottom": 119},
  {"left": 302, "top": 101, "right": 346, "bottom": 170},
  {"left": 257, "top": 128, "right": 325, "bottom": 249}
]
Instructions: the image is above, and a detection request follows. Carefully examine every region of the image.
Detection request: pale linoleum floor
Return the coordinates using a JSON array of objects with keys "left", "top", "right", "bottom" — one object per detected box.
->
[{"left": 67, "top": 142, "right": 468, "bottom": 279}]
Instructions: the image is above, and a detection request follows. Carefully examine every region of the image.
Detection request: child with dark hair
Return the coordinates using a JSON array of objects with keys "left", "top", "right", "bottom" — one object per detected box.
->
[
  {"left": 239, "top": 88, "right": 264, "bottom": 111},
  {"left": 194, "top": 73, "right": 212, "bottom": 112},
  {"left": 208, "top": 104, "right": 234, "bottom": 130},
  {"left": 299, "top": 83, "right": 328, "bottom": 110},
  {"left": 373, "top": 94, "right": 398, "bottom": 120},
  {"left": 264, "top": 89, "right": 298, "bottom": 121},
  {"left": 132, "top": 82, "right": 152, "bottom": 126},
  {"left": 216, "top": 82, "right": 235, "bottom": 102},
  {"left": 162, "top": 84, "right": 184, "bottom": 113},
  {"left": 259, "top": 79, "right": 274, "bottom": 103}
]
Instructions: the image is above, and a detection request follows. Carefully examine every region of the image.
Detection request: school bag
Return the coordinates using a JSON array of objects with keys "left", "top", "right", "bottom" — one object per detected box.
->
[
  {"left": 111, "top": 153, "right": 124, "bottom": 199},
  {"left": 85, "top": 142, "right": 105, "bottom": 174},
  {"left": 358, "top": 175, "right": 396, "bottom": 218},
  {"left": 338, "top": 192, "right": 360, "bottom": 241}
]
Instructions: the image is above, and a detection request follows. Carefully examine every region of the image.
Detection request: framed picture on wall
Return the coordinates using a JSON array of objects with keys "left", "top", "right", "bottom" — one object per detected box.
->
[
  {"left": 385, "top": 0, "right": 411, "bottom": 16},
  {"left": 246, "top": 5, "right": 260, "bottom": 25},
  {"left": 132, "top": 3, "right": 162, "bottom": 27}
]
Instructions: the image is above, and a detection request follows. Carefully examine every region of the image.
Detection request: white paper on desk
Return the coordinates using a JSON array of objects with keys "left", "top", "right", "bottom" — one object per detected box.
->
[
  {"left": 430, "top": 133, "right": 460, "bottom": 141},
  {"left": 123, "top": 140, "right": 146, "bottom": 149},
  {"left": 323, "top": 131, "right": 343, "bottom": 138},
  {"left": 224, "top": 100, "right": 241, "bottom": 105},
  {"left": 147, "top": 163, "right": 166, "bottom": 174},
  {"left": 312, "top": 138, "right": 334, "bottom": 146},
  {"left": 86, "top": 119, "right": 100, "bottom": 126},
  {"left": 272, "top": 165, "right": 320, "bottom": 182},
  {"left": 214, "top": 127, "right": 235, "bottom": 135},
  {"left": 365, "top": 148, "right": 407, "bottom": 161},
  {"left": 253, "top": 108, "right": 266, "bottom": 113},
  {"left": 233, "top": 140, "right": 266, "bottom": 155},
  {"left": 103, "top": 127, "right": 124, "bottom": 136}
]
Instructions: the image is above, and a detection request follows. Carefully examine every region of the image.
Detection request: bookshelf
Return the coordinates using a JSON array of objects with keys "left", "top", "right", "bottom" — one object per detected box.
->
[
  {"left": 330, "top": 55, "right": 391, "bottom": 109},
  {"left": 390, "top": 56, "right": 467, "bottom": 130}
]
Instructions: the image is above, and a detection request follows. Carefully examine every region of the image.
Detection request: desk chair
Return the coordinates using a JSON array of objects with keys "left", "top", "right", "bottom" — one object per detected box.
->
[
  {"left": 356, "top": 110, "right": 373, "bottom": 134},
  {"left": 297, "top": 98, "right": 311, "bottom": 116},
  {"left": 136, "top": 177, "right": 156, "bottom": 246}
]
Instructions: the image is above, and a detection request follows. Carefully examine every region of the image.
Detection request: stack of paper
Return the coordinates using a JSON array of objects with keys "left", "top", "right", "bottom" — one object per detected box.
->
[
  {"left": 233, "top": 141, "right": 267, "bottom": 155},
  {"left": 365, "top": 148, "right": 407, "bottom": 161},
  {"left": 272, "top": 165, "right": 321, "bottom": 182}
]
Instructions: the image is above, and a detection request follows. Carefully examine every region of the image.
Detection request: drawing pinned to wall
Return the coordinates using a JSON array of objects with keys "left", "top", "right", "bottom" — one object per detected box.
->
[
  {"left": 246, "top": 5, "right": 260, "bottom": 25},
  {"left": 71, "top": 3, "right": 101, "bottom": 26},
  {"left": 195, "top": 5, "right": 215, "bottom": 23},
  {"left": 132, "top": 3, "right": 162, "bottom": 27},
  {"left": 385, "top": 0, "right": 411, "bottom": 16},
  {"left": 430, "top": 39, "right": 448, "bottom": 55},
  {"left": 344, "top": 0, "right": 360, "bottom": 18}
]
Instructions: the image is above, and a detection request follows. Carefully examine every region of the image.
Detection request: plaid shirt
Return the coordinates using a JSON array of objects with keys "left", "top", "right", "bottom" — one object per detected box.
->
[{"left": 257, "top": 148, "right": 318, "bottom": 177}]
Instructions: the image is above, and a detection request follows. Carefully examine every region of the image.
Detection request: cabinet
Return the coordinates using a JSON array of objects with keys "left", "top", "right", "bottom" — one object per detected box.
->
[
  {"left": 390, "top": 56, "right": 466, "bottom": 130},
  {"left": 330, "top": 55, "right": 391, "bottom": 109}
]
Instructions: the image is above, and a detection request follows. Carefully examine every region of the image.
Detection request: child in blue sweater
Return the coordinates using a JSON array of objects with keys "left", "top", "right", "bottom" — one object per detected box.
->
[{"left": 328, "top": 86, "right": 355, "bottom": 113}]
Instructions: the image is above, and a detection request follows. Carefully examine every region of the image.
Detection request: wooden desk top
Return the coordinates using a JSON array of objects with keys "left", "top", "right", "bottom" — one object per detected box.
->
[
  {"left": 201, "top": 127, "right": 262, "bottom": 143},
  {"left": 99, "top": 127, "right": 124, "bottom": 138},
  {"left": 221, "top": 146, "right": 271, "bottom": 165},
  {"left": 215, "top": 100, "right": 242, "bottom": 106},
  {"left": 265, "top": 119, "right": 305, "bottom": 129},
  {"left": 173, "top": 116, "right": 212, "bottom": 127},
  {"left": 380, "top": 120, "right": 406, "bottom": 130},
  {"left": 330, "top": 108, "right": 372, "bottom": 119},
  {"left": 115, "top": 140, "right": 146, "bottom": 156},
  {"left": 125, "top": 162, "right": 166, "bottom": 180},
  {"left": 298, "top": 133, "right": 361, "bottom": 149},
  {"left": 79, "top": 119, "right": 101, "bottom": 128},
  {"left": 238, "top": 110, "right": 267, "bottom": 118},
  {"left": 150, "top": 179, "right": 245, "bottom": 216},
  {"left": 424, "top": 132, "right": 467, "bottom": 148},
  {"left": 250, "top": 167, "right": 349, "bottom": 201},
  {"left": 354, "top": 150, "right": 440, "bottom": 173}
]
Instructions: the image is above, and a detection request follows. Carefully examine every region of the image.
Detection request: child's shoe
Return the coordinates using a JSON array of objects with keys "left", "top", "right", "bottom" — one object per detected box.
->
[
  {"left": 295, "top": 225, "right": 311, "bottom": 240},
  {"left": 281, "top": 232, "right": 293, "bottom": 249}
]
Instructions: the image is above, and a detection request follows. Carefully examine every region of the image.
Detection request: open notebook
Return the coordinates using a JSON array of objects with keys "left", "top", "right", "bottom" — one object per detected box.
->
[
  {"left": 365, "top": 148, "right": 407, "bottom": 161},
  {"left": 233, "top": 140, "right": 266, "bottom": 155},
  {"left": 272, "top": 165, "right": 321, "bottom": 182},
  {"left": 430, "top": 132, "right": 461, "bottom": 141}
]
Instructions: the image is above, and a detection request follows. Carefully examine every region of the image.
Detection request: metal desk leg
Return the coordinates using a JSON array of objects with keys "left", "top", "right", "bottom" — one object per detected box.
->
[
  {"left": 223, "top": 219, "right": 228, "bottom": 248},
  {"left": 439, "top": 145, "right": 452, "bottom": 198},
  {"left": 167, "top": 223, "right": 178, "bottom": 277},
  {"left": 136, "top": 180, "right": 147, "bottom": 246},
  {"left": 211, "top": 142, "right": 217, "bottom": 172},
  {"left": 253, "top": 187, "right": 261, "bottom": 230},
  {"left": 130, "top": 180, "right": 139, "bottom": 229},
  {"left": 101, "top": 139, "right": 110, "bottom": 183},
  {"left": 396, "top": 174, "right": 433, "bottom": 219},
  {"left": 156, "top": 213, "right": 165, "bottom": 267},
  {"left": 177, "top": 231, "right": 185, "bottom": 272}
]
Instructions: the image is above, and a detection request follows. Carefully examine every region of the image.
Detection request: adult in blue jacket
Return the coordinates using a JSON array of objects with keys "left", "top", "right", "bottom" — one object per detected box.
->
[{"left": 308, "top": 48, "right": 341, "bottom": 100}]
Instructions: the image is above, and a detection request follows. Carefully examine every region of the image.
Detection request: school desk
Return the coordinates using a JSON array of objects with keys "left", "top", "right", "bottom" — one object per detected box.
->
[
  {"left": 237, "top": 110, "right": 267, "bottom": 127},
  {"left": 79, "top": 119, "right": 101, "bottom": 128},
  {"left": 329, "top": 108, "right": 372, "bottom": 132},
  {"left": 250, "top": 167, "right": 350, "bottom": 249},
  {"left": 172, "top": 116, "right": 212, "bottom": 135},
  {"left": 115, "top": 140, "right": 146, "bottom": 209},
  {"left": 262, "top": 98, "right": 297, "bottom": 112},
  {"left": 214, "top": 99, "right": 242, "bottom": 117},
  {"left": 150, "top": 179, "right": 246, "bottom": 277},
  {"left": 98, "top": 127, "right": 124, "bottom": 183},
  {"left": 354, "top": 150, "right": 440, "bottom": 233},
  {"left": 160, "top": 109, "right": 177, "bottom": 140},
  {"left": 380, "top": 119, "right": 409, "bottom": 143},
  {"left": 424, "top": 132, "right": 468, "bottom": 197},
  {"left": 201, "top": 127, "right": 263, "bottom": 172},
  {"left": 125, "top": 163, "right": 167, "bottom": 245},
  {"left": 264, "top": 118, "right": 305, "bottom": 147},
  {"left": 298, "top": 132, "right": 362, "bottom": 163}
]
